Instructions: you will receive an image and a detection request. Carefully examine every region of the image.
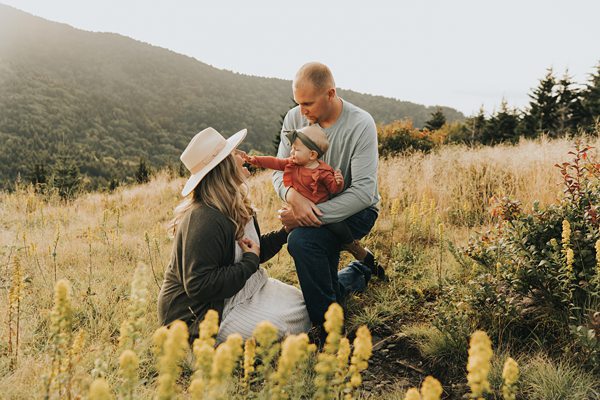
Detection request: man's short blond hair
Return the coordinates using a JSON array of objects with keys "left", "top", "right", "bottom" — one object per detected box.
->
[{"left": 294, "top": 62, "right": 336, "bottom": 92}]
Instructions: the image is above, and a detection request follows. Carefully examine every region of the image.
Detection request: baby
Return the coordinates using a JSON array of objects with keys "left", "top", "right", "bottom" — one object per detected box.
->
[{"left": 244, "top": 125, "right": 384, "bottom": 278}]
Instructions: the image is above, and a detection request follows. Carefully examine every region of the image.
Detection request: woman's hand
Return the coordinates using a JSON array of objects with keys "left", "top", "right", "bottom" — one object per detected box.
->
[{"left": 239, "top": 237, "right": 260, "bottom": 257}]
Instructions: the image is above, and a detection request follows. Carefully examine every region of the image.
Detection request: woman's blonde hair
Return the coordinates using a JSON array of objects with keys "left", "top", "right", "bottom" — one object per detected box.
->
[{"left": 169, "top": 153, "right": 253, "bottom": 239}]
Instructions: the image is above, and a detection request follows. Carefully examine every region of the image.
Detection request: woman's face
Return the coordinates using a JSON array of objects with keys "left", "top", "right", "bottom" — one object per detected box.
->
[{"left": 233, "top": 150, "right": 251, "bottom": 179}]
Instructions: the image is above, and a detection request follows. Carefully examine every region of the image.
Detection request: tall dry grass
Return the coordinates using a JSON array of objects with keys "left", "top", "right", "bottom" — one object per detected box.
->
[{"left": 0, "top": 135, "right": 597, "bottom": 398}]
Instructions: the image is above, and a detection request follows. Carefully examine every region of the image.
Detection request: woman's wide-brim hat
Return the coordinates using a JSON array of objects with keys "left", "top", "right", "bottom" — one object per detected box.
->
[{"left": 180, "top": 127, "right": 247, "bottom": 196}]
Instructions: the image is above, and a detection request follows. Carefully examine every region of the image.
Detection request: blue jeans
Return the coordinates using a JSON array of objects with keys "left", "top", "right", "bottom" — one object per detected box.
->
[{"left": 287, "top": 207, "right": 378, "bottom": 325}]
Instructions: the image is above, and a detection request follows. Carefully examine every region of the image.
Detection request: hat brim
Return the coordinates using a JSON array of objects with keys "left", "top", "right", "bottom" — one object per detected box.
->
[{"left": 181, "top": 128, "right": 247, "bottom": 197}]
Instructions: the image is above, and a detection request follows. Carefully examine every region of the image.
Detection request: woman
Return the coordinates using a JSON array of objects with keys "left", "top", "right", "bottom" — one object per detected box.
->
[{"left": 157, "top": 127, "right": 311, "bottom": 343}]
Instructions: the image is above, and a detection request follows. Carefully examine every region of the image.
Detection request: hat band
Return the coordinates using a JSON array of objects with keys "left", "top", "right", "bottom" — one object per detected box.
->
[{"left": 189, "top": 141, "right": 227, "bottom": 174}]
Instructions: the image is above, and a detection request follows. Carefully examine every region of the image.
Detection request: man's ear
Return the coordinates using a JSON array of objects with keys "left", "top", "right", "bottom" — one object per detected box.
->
[{"left": 327, "top": 88, "right": 336, "bottom": 100}]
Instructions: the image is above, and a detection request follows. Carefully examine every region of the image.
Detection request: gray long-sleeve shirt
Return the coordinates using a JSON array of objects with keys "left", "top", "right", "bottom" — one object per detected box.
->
[{"left": 273, "top": 99, "right": 380, "bottom": 224}]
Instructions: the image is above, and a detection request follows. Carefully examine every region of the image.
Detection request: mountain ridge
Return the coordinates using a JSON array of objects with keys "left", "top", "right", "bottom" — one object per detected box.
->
[{"left": 0, "top": 4, "right": 464, "bottom": 189}]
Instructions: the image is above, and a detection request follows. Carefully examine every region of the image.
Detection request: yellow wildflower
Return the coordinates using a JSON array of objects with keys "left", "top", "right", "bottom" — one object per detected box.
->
[
  {"left": 404, "top": 387, "right": 422, "bottom": 400},
  {"left": 119, "top": 349, "right": 139, "bottom": 400},
  {"left": 347, "top": 326, "right": 372, "bottom": 389},
  {"left": 270, "top": 333, "right": 313, "bottom": 400},
  {"left": 156, "top": 320, "right": 189, "bottom": 400},
  {"left": 46, "top": 279, "right": 73, "bottom": 398},
  {"left": 421, "top": 376, "right": 443, "bottom": 400},
  {"left": 242, "top": 338, "right": 256, "bottom": 390},
  {"left": 89, "top": 378, "right": 114, "bottom": 400},
  {"left": 191, "top": 309, "right": 220, "bottom": 387},
  {"left": 200, "top": 309, "right": 219, "bottom": 343},
  {"left": 152, "top": 326, "right": 169, "bottom": 357},
  {"left": 562, "top": 219, "right": 571, "bottom": 249},
  {"left": 501, "top": 357, "right": 519, "bottom": 400},
  {"left": 208, "top": 333, "right": 244, "bottom": 400},
  {"left": 323, "top": 303, "right": 344, "bottom": 353},
  {"left": 337, "top": 337, "right": 351, "bottom": 377},
  {"left": 566, "top": 248, "right": 575, "bottom": 280},
  {"left": 595, "top": 240, "right": 600, "bottom": 287},
  {"left": 315, "top": 303, "right": 346, "bottom": 400},
  {"left": 467, "top": 330, "right": 492, "bottom": 398},
  {"left": 253, "top": 321, "right": 279, "bottom": 348},
  {"left": 119, "top": 263, "right": 149, "bottom": 352}
]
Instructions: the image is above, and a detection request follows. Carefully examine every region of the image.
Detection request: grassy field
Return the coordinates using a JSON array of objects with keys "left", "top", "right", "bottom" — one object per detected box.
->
[{"left": 1, "top": 136, "right": 599, "bottom": 399}]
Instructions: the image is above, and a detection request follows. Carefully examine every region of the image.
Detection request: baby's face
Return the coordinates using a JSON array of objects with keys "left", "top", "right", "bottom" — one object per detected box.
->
[{"left": 290, "top": 139, "right": 315, "bottom": 165}]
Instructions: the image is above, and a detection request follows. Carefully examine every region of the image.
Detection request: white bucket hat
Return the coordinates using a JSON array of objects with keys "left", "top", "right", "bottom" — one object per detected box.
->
[{"left": 180, "top": 127, "right": 247, "bottom": 196}]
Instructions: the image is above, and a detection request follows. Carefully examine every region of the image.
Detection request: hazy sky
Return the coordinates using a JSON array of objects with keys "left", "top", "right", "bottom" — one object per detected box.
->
[{"left": 3, "top": 0, "right": 600, "bottom": 115}]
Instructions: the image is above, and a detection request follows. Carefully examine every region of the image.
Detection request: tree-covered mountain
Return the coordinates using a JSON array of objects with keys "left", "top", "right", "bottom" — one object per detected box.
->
[{"left": 0, "top": 4, "right": 464, "bottom": 189}]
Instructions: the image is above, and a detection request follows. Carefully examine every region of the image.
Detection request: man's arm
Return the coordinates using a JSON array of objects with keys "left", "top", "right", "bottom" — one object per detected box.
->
[{"left": 317, "top": 120, "right": 379, "bottom": 224}]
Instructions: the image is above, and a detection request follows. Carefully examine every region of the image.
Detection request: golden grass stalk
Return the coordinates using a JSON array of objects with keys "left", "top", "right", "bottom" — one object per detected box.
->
[{"left": 8, "top": 253, "right": 24, "bottom": 369}]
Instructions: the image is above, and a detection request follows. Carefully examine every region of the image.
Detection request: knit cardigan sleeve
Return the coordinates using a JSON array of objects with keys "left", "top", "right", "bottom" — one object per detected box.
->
[{"left": 180, "top": 207, "right": 260, "bottom": 302}]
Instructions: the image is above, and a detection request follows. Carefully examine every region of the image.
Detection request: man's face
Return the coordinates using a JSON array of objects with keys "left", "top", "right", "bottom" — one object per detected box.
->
[{"left": 293, "top": 83, "right": 332, "bottom": 124}]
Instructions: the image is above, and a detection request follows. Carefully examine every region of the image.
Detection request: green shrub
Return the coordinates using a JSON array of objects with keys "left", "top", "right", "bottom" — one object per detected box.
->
[
  {"left": 459, "top": 143, "right": 600, "bottom": 356},
  {"left": 378, "top": 120, "right": 435, "bottom": 156}
]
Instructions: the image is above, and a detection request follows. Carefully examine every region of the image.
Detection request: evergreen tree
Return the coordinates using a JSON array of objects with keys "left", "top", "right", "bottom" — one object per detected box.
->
[
  {"left": 468, "top": 106, "right": 487, "bottom": 144},
  {"left": 28, "top": 162, "right": 48, "bottom": 187},
  {"left": 51, "top": 155, "right": 81, "bottom": 200},
  {"left": 482, "top": 101, "right": 519, "bottom": 144},
  {"left": 108, "top": 178, "right": 119, "bottom": 192},
  {"left": 522, "top": 68, "right": 559, "bottom": 137},
  {"left": 135, "top": 158, "right": 151, "bottom": 184},
  {"left": 581, "top": 62, "right": 600, "bottom": 130},
  {"left": 556, "top": 72, "right": 586, "bottom": 132},
  {"left": 178, "top": 161, "right": 187, "bottom": 178},
  {"left": 272, "top": 99, "right": 297, "bottom": 155},
  {"left": 424, "top": 108, "right": 446, "bottom": 131}
]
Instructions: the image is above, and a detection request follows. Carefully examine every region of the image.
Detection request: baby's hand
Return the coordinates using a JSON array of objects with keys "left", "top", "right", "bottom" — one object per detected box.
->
[
  {"left": 334, "top": 169, "right": 343, "bottom": 185},
  {"left": 242, "top": 153, "right": 257, "bottom": 165}
]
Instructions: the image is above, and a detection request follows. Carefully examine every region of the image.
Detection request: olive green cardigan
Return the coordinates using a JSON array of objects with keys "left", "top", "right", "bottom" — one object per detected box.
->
[{"left": 157, "top": 204, "right": 288, "bottom": 340}]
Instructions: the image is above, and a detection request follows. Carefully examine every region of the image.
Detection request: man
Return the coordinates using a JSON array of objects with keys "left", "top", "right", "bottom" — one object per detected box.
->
[{"left": 273, "top": 62, "right": 382, "bottom": 334}]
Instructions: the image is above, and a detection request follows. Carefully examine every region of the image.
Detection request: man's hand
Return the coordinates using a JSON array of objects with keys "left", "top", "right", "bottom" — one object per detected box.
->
[
  {"left": 334, "top": 169, "right": 343, "bottom": 185},
  {"left": 284, "top": 188, "right": 322, "bottom": 227}
]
